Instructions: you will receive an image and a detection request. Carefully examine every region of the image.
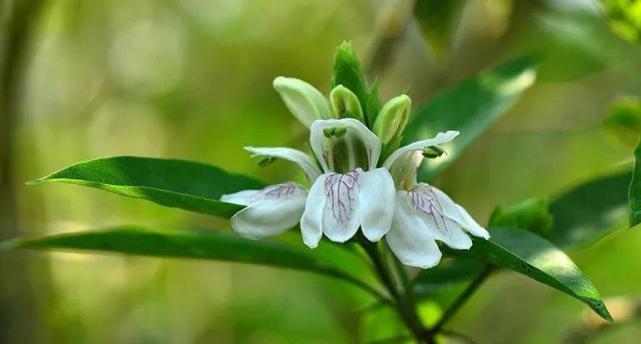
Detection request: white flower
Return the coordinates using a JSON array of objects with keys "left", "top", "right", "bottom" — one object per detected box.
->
[
  {"left": 221, "top": 119, "right": 395, "bottom": 247},
  {"left": 220, "top": 147, "right": 321, "bottom": 239},
  {"left": 381, "top": 131, "right": 491, "bottom": 269},
  {"left": 301, "top": 118, "right": 395, "bottom": 248}
]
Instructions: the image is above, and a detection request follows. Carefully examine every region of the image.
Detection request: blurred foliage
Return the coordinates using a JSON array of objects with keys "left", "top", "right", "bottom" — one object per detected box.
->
[
  {"left": 603, "top": 96, "right": 641, "bottom": 147},
  {"left": 414, "top": 0, "right": 466, "bottom": 58},
  {"left": 1, "top": 0, "right": 641, "bottom": 343},
  {"left": 602, "top": 0, "right": 641, "bottom": 44}
]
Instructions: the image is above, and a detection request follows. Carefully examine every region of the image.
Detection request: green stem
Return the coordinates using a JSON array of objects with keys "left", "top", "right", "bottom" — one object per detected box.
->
[
  {"left": 360, "top": 239, "right": 429, "bottom": 343},
  {"left": 432, "top": 265, "right": 493, "bottom": 334}
]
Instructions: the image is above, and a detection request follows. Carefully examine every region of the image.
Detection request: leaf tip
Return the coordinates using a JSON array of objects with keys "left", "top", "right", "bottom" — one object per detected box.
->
[{"left": 25, "top": 179, "right": 45, "bottom": 186}]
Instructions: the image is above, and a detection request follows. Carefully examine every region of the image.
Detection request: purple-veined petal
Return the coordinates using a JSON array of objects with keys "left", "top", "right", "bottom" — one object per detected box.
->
[
  {"left": 425, "top": 184, "right": 490, "bottom": 239},
  {"left": 321, "top": 169, "right": 363, "bottom": 242},
  {"left": 386, "top": 191, "right": 442, "bottom": 269},
  {"left": 408, "top": 184, "right": 472, "bottom": 250},
  {"left": 223, "top": 183, "right": 307, "bottom": 239}
]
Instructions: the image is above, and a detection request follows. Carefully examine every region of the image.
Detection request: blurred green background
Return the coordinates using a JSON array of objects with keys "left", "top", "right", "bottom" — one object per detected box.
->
[{"left": 1, "top": 0, "right": 641, "bottom": 343}]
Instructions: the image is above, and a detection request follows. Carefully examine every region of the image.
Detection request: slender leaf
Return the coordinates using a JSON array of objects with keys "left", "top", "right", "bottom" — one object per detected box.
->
[
  {"left": 551, "top": 170, "right": 631, "bottom": 247},
  {"left": 631, "top": 140, "right": 641, "bottom": 227},
  {"left": 28, "top": 156, "right": 264, "bottom": 218},
  {"left": 0, "top": 227, "right": 383, "bottom": 299},
  {"left": 405, "top": 56, "right": 538, "bottom": 181},
  {"left": 471, "top": 228, "right": 612, "bottom": 321}
]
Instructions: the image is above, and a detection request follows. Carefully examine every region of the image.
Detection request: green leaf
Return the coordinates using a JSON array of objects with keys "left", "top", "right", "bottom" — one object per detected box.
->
[
  {"left": 601, "top": 0, "right": 641, "bottom": 44},
  {"left": 404, "top": 56, "right": 538, "bottom": 181},
  {"left": 28, "top": 156, "right": 264, "bottom": 218},
  {"left": 413, "top": 256, "right": 485, "bottom": 294},
  {"left": 630, "top": 140, "right": 641, "bottom": 226},
  {"left": 332, "top": 42, "right": 370, "bottom": 123},
  {"left": 550, "top": 170, "right": 631, "bottom": 247},
  {"left": 0, "top": 227, "right": 382, "bottom": 299},
  {"left": 490, "top": 198, "right": 554, "bottom": 238},
  {"left": 471, "top": 228, "right": 612, "bottom": 321}
]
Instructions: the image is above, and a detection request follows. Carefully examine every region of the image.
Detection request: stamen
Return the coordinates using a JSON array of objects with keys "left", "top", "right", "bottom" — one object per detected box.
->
[
  {"left": 334, "top": 127, "right": 347, "bottom": 137},
  {"left": 422, "top": 146, "right": 446, "bottom": 159},
  {"left": 323, "top": 127, "right": 336, "bottom": 138}
]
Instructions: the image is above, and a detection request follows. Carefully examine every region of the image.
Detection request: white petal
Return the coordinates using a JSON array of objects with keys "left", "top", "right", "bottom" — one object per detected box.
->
[
  {"left": 427, "top": 184, "right": 490, "bottom": 239},
  {"left": 245, "top": 146, "right": 322, "bottom": 181},
  {"left": 220, "top": 189, "right": 260, "bottom": 206},
  {"left": 310, "top": 118, "right": 381, "bottom": 172},
  {"left": 359, "top": 168, "right": 395, "bottom": 242},
  {"left": 408, "top": 184, "right": 472, "bottom": 250},
  {"left": 386, "top": 191, "right": 442, "bottom": 269},
  {"left": 273, "top": 77, "right": 331, "bottom": 127},
  {"left": 455, "top": 204, "right": 490, "bottom": 239},
  {"left": 228, "top": 183, "right": 307, "bottom": 239},
  {"left": 383, "top": 131, "right": 460, "bottom": 170},
  {"left": 321, "top": 169, "right": 363, "bottom": 242},
  {"left": 300, "top": 175, "right": 327, "bottom": 248}
]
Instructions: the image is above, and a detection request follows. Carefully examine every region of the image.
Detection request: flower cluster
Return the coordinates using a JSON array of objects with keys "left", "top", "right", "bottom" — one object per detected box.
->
[{"left": 221, "top": 76, "right": 489, "bottom": 269}]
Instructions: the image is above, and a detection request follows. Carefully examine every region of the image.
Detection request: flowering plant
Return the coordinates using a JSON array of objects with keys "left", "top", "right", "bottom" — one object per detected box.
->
[{"left": 4, "top": 41, "right": 638, "bottom": 343}]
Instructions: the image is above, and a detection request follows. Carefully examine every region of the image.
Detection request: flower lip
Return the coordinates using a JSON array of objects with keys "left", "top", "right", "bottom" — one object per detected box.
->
[
  {"left": 244, "top": 146, "right": 322, "bottom": 182},
  {"left": 383, "top": 130, "right": 460, "bottom": 170},
  {"left": 310, "top": 118, "right": 382, "bottom": 173}
]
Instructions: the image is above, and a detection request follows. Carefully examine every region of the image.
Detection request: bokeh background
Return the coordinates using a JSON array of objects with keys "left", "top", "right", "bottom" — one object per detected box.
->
[{"left": 2, "top": 0, "right": 641, "bottom": 343}]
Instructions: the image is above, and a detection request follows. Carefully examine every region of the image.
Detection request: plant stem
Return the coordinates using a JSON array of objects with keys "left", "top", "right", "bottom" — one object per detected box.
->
[
  {"left": 360, "top": 240, "right": 430, "bottom": 343},
  {"left": 432, "top": 265, "right": 493, "bottom": 334}
]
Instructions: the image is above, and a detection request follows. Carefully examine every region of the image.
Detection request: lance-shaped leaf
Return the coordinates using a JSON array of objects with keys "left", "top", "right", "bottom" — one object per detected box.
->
[
  {"left": 631, "top": 140, "right": 641, "bottom": 227},
  {"left": 404, "top": 56, "right": 538, "bottom": 181},
  {"left": 551, "top": 170, "right": 631, "bottom": 247},
  {"left": 0, "top": 227, "right": 382, "bottom": 299},
  {"left": 470, "top": 228, "right": 612, "bottom": 321},
  {"left": 28, "top": 156, "right": 264, "bottom": 218}
]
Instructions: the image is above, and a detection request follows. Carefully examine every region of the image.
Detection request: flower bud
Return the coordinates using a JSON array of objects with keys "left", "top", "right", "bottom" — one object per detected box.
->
[
  {"left": 373, "top": 95, "right": 411, "bottom": 144},
  {"left": 330, "top": 85, "right": 365, "bottom": 122},
  {"left": 273, "top": 76, "right": 333, "bottom": 128}
]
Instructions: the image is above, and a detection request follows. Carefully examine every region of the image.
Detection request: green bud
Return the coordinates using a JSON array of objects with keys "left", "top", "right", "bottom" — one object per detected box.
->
[
  {"left": 373, "top": 94, "right": 411, "bottom": 144},
  {"left": 273, "top": 76, "right": 333, "bottom": 128},
  {"left": 330, "top": 85, "right": 364, "bottom": 122},
  {"left": 422, "top": 146, "right": 446, "bottom": 159},
  {"left": 258, "top": 156, "right": 276, "bottom": 167}
]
